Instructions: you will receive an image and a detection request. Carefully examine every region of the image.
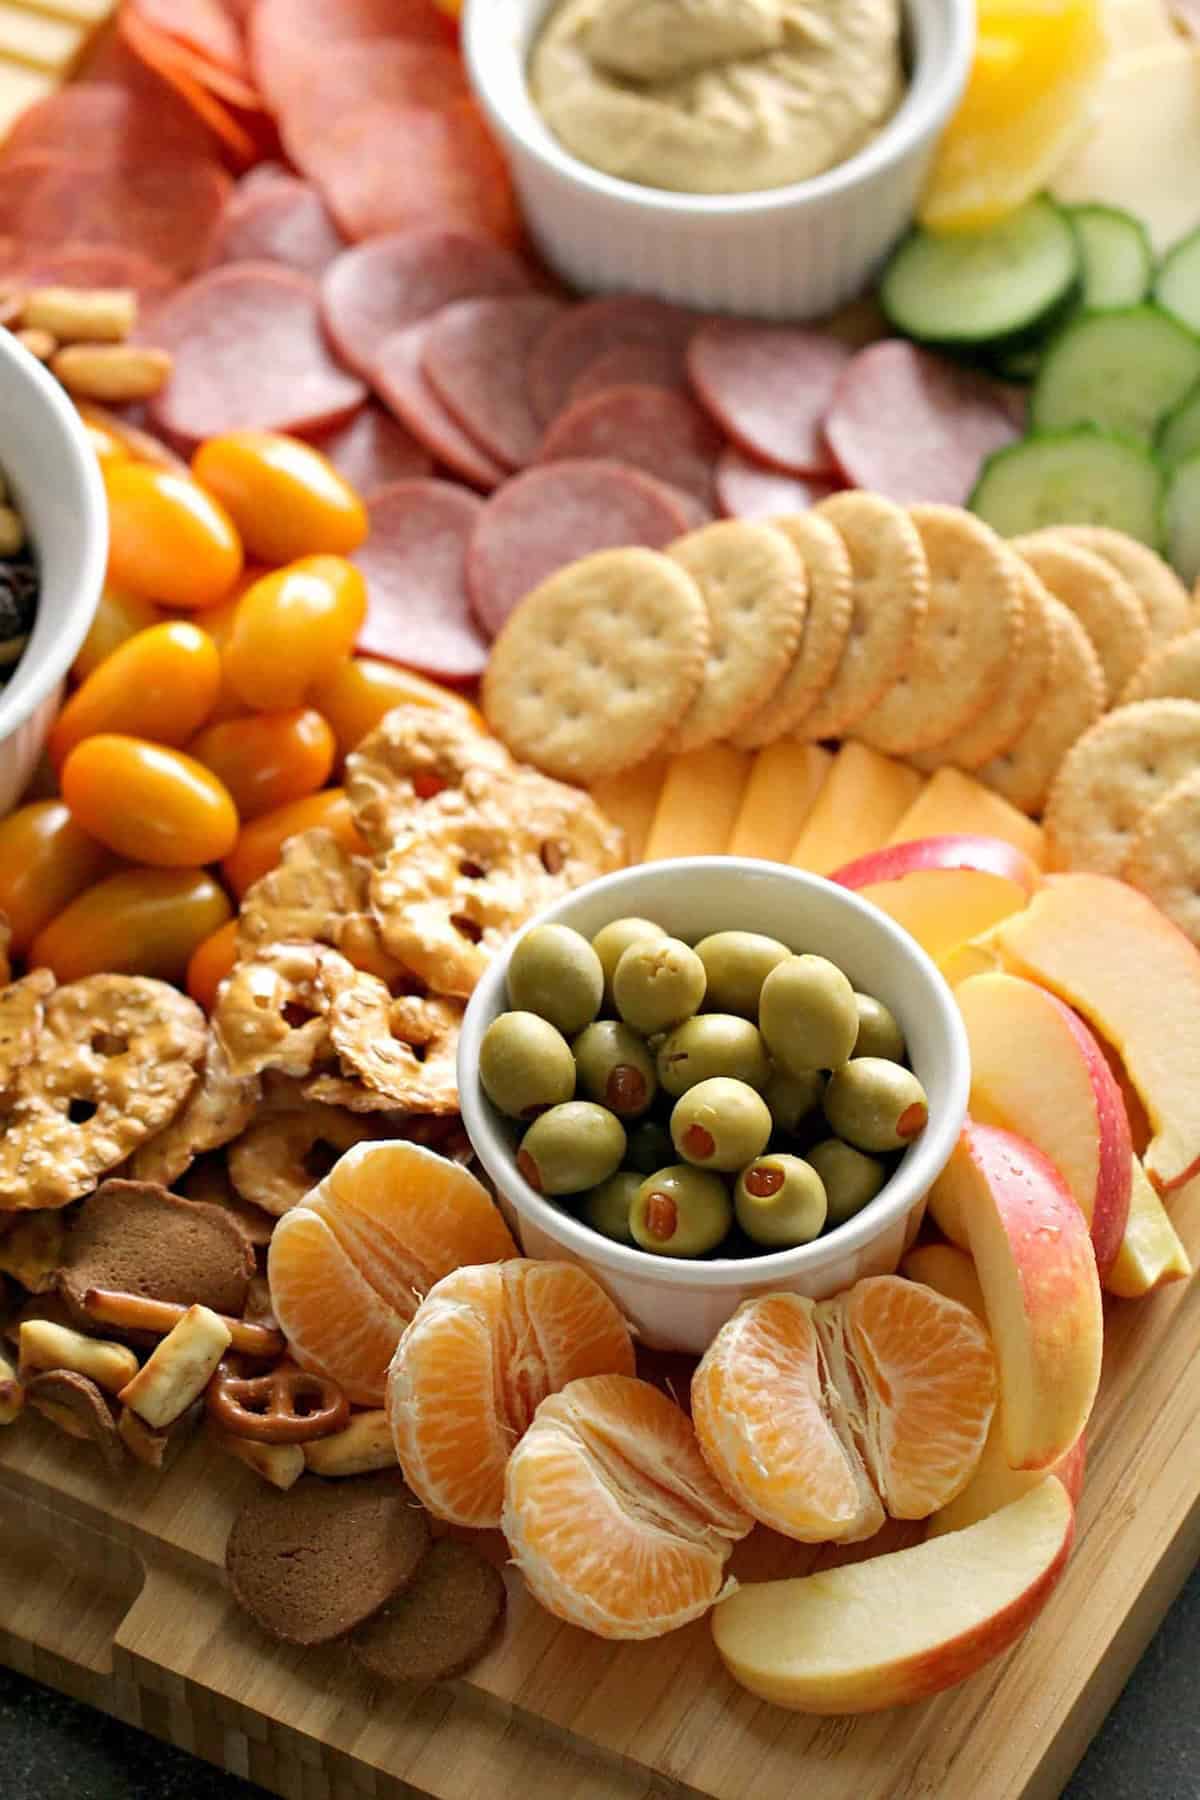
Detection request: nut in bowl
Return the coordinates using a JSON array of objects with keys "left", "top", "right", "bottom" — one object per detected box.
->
[{"left": 458, "top": 857, "right": 970, "bottom": 1352}]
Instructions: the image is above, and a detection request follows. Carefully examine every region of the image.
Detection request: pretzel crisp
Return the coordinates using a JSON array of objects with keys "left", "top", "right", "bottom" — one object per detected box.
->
[
  {"left": 129, "top": 1035, "right": 261, "bottom": 1186},
  {"left": 0, "top": 1208, "right": 65, "bottom": 1293},
  {"left": 0, "top": 969, "right": 54, "bottom": 1097},
  {"left": 235, "top": 829, "right": 402, "bottom": 983},
  {"left": 212, "top": 942, "right": 353, "bottom": 1079},
  {"left": 227, "top": 1101, "right": 377, "bottom": 1216},
  {"left": 26, "top": 1369, "right": 126, "bottom": 1469},
  {"left": 345, "top": 704, "right": 513, "bottom": 852},
  {"left": 0, "top": 914, "right": 10, "bottom": 988},
  {"left": 0, "top": 976, "right": 207, "bottom": 1210},
  {"left": 324, "top": 979, "right": 462, "bottom": 1114},
  {"left": 207, "top": 1359, "right": 350, "bottom": 1445}
]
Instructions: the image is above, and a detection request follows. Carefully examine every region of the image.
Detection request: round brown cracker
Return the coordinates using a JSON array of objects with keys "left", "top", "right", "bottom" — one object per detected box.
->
[
  {"left": 226, "top": 1472, "right": 431, "bottom": 1647},
  {"left": 1123, "top": 770, "right": 1200, "bottom": 946},
  {"left": 1010, "top": 535, "right": 1150, "bottom": 704},
  {"left": 1044, "top": 698, "right": 1200, "bottom": 874},
  {"left": 25, "top": 1369, "right": 125, "bottom": 1473},
  {"left": 481, "top": 547, "right": 709, "bottom": 783},
  {"left": 56, "top": 1178, "right": 255, "bottom": 1325},
  {"left": 730, "top": 510, "right": 853, "bottom": 748},
  {"left": 668, "top": 521, "right": 808, "bottom": 752},
  {"left": 349, "top": 1538, "right": 507, "bottom": 1685},
  {"left": 1052, "top": 525, "right": 1192, "bottom": 644},
  {"left": 795, "top": 492, "right": 929, "bottom": 741},
  {"left": 976, "top": 598, "right": 1105, "bottom": 817},
  {"left": 1119, "top": 626, "right": 1200, "bottom": 705},
  {"left": 854, "top": 507, "right": 1024, "bottom": 756}
]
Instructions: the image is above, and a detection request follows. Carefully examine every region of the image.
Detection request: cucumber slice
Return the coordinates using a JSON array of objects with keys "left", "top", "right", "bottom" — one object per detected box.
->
[
  {"left": 1066, "top": 204, "right": 1154, "bottom": 309},
  {"left": 1031, "top": 305, "right": 1200, "bottom": 443},
  {"left": 991, "top": 345, "right": 1041, "bottom": 383},
  {"left": 1156, "top": 378, "right": 1200, "bottom": 472},
  {"left": 880, "top": 197, "right": 1079, "bottom": 349},
  {"left": 1154, "top": 226, "right": 1200, "bottom": 335},
  {"left": 1163, "top": 452, "right": 1200, "bottom": 585},
  {"left": 969, "top": 427, "right": 1164, "bottom": 547}
]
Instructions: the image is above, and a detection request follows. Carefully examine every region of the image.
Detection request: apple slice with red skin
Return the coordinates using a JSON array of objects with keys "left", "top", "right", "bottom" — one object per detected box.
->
[
  {"left": 831, "top": 834, "right": 1041, "bottom": 964},
  {"left": 927, "top": 1427, "right": 1086, "bottom": 1538}
]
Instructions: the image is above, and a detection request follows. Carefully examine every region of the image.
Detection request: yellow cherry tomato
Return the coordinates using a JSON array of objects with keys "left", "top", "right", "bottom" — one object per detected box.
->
[
  {"left": 31, "top": 868, "right": 233, "bottom": 984},
  {"left": 73, "top": 586, "right": 163, "bottom": 682},
  {"left": 310, "top": 656, "right": 484, "bottom": 762},
  {"left": 186, "top": 916, "right": 240, "bottom": 1011},
  {"left": 222, "top": 787, "right": 365, "bottom": 896},
  {"left": 0, "top": 801, "right": 117, "bottom": 953},
  {"left": 191, "top": 432, "right": 368, "bottom": 565},
  {"left": 61, "top": 735, "right": 240, "bottom": 867},
  {"left": 187, "top": 708, "right": 336, "bottom": 820},
  {"left": 104, "top": 463, "right": 243, "bottom": 610},
  {"left": 224, "top": 555, "right": 367, "bottom": 710},
  {"left": 50, "top": 621, "right": 222, "bottom": 768}
]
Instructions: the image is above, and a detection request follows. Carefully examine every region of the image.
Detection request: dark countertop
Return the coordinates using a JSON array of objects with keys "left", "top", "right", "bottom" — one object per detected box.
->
[{"left": 3, "top": 1564, "right": 1199, "bottom": 1800}]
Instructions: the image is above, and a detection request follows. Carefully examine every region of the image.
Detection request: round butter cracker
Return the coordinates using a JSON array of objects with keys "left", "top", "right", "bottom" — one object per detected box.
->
[
  {"left": 1119, "top": 626, "right": 1200, "bottom": 705},
  {"left": 1052, "top": 525, "right": 1192, "bottom": 644},
  {"left": 976, "top": 598, "right": 1105, "bottom": 818},
  {"left": 1011, "top": 535, "right": 1149, "bottom": 704},
  {"left": 731, "top": 509, "right": 852, "bottom": 748},
  {"left": 1123, "top": 770, "right": 1200, "bottom": 947},
  {"left": 1044, "top": 697, "right": 1200, "bottom": 875}
]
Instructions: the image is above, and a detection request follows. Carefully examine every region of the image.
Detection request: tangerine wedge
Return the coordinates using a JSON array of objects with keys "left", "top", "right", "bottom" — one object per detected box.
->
[
  {"left": 503, "top": 1373, "right": 753, "bottom": 1641},
  {"left": 387, "top": 1259, "right": 636, "bottom": 1528},
  {"left": 267, "top": 1141, "right": 517, "bottom": 1405},
  {"left": 692, "top": 1278, "right": 997, "bottom": 1544}
]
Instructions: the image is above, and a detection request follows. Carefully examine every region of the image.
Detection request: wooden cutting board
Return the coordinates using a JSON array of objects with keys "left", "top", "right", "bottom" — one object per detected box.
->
[{"left": 1, "top": 1174, "right": 1199, "bottom": 1800}]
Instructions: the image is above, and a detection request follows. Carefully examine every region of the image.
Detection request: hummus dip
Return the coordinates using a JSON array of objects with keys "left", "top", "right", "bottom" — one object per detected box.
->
[{"left": 528, "top": 0, "right": 907, "bottom": 195}]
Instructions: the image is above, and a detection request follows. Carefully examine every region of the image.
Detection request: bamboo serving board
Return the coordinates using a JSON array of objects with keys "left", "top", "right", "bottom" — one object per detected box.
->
[{"left": 1, "top": 1178, "right": 1199, "bottom": 1800}]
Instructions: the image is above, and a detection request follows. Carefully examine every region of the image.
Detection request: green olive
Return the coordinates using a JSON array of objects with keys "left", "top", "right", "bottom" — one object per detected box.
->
[
  {"left": 806, "top": 1138, "right": 887, "bottom": 1225},
  {"left": 822, "top": 1058, "right": 929, "bottom": 1153},
  {"left": 734, "top": 1154, "right": 827, "bottom": 1247},
  {"left": 629, "top": 1165, "right": 733, "bottom": 1257},
  {"left": 758, "top": 953, "right": 859, "bottom": 1074},
  {"left": 656, "top": 1013, "right": 770, "bottom": 1098},
  {"left": 694, "top": 931, "right": 790, "bottom": 1018},
  {"left": 625, "top": 1118, "right": 674, "bottom": 1175},
  {"left": 516, "top": 1102, "right": 626, "bottom": 1196},
  {"left": 670, "top": 1076, "right": 772, "bottom": 1173},
  {"left": 591, "top": 916, "right": 668, "bottom": 1006},
  {"left": 581, "top": 1170, "right": 641, "bottom": 1245},
  {"left": 763, "top": 1067, "right": 825, "bottom": 1135},
  {"left": 612, "top": 936, "right": 706, "bottom": 1035},
  {"left": 852, "top": 993, "right": 906, "bottom": 1063},
  {"left": 479, "top": 1011, "right": 576, "bottom": 1120},
  {"left": 573, "top": 1020, "right": 657, "bottom": 1119},
  {"left": 507, "top": 923, "right": 604, "bottom": 1036}
]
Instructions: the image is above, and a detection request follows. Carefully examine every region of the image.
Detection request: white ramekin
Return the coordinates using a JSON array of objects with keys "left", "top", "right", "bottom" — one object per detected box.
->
[
  {"left": 459, "top": 858, "right": 969, "bottom": 1353},
  {"left": 0, "top": 334, "right": 107, "bottom": 815},
  {"left": 463, "top": 0, "right": 974, "bottom": 320}
]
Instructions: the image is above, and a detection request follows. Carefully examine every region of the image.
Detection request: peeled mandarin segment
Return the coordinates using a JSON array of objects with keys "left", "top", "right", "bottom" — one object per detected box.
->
[
  {"left": 268, "top": 1209, "right": 411, "bottom": 1408},
  {"left": 49, "top": 621, "right": 223, "bottom": 767},
  {"left": 61, "top": 736, "right": 240, "bottom": 867},
  {"left": 191, "top": 432, "right": 368, "bottom": 565},
  {"left": 30, "top": 868, "right": 233, "bottom": 984},
  {"left": 104, "top": 463, "right": 243, "bottom": 610},
  {"left": 0, "top": 801, "right": 116, "bottom": 954}
]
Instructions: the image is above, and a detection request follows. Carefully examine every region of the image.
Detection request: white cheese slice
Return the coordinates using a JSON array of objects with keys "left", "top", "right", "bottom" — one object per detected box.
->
[
  {"left": 1103, "top": 0, "right": 1178, "bottom": 54},
  {"left": 0, "top": 1, "right": 85, "bottom": 72}
]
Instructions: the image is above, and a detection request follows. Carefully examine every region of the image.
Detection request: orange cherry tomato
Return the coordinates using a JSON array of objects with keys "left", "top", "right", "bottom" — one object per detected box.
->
[
  {"left": 224, "top": 555, "right": 367, "bottom": 710},
  {"left": 50, "top": 621, "right": 222, "bottom": 768},
  {"left": 186, "top": 916, "right": 240, "bottom": 1011},
  {"left": 191, "top": 432, "right": 368, "bottom": 565},
  {"left": 188, "top": 708, "right": 336, "bottom": 820},
  {"left": 104, "top": 463, "right": 243, "bottom": 610},
  {"left": 310, "top": 657, "right": 485, "bottom": 762},
  {"left": 61, "top": 735, "right": 240, "bottom": 867},
  {"left": 83, "top": 419, "right": 129, "bottom": 467},
  {"left": 31, "top": 868, "right": 232, "bottom": 984},
  {"left": 173, "top": 583, "right": 260, "bottom": 722},
  {"left": 222, "top": 787, "right": 365, "bottom": 896},
  {"left": 0, "top": 801, "right": 117, "bottom": 953},
  {"left": 72, "top": 586, "right": 162, "bottom": 682}
]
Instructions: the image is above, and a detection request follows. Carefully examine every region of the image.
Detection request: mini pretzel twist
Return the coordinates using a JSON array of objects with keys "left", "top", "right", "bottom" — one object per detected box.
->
[{"left": 206, "top": 1359, "right": 350, "bottom": 1444}]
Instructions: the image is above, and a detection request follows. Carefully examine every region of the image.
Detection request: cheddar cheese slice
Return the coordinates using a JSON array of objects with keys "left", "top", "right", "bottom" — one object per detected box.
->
[
  {"left": 789, "top": 744, "right": 924, "bottom": 876},
  {"left": 590, "top": 754, "right": 669, "bottom": 865},
  {"left": 643, "top": 746, "right": 752, "bottom": 860},
  {"left": 727, "top": 741, "right": 832, "bottom": 862},
  {"left": 888, "top": 766, "right": 1046, "bottom": 867}
]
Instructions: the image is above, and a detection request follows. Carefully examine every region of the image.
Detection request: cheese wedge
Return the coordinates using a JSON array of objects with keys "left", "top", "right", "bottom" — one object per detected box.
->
[
  {"left": 789, "top": 744, "right": 924, "bottom": 876},
  {"left": 1104, "top": 1156, "right": 1193, "bottom": 1298},
  {"left": 643, "top": 746, "right": 752, "bottom": 860},
  {"left": 727, "top": 741, "right": 832, "bottom": 862},
  {"left": 888, "top": 766, "right": 1046, "bottom": 867},
  {"left": 0, "top": 1, "right": 85, "bottom": 72},
  {"left": 590, "top": 754, "right": 669, "bottom": 864}
]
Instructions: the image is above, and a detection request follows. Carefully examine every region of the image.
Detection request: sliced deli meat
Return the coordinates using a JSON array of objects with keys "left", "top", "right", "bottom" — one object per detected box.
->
[
  {"left": 149, "top": 262, "right": 366, "bottom": 442},
  {"left": 11, "top": 246, "right": 176, "bottom": 306},
  {"left": 687, "top": 320, "right": 852, "bottom": 475},
  {"left": 373, "top": 321, "right": 505, "bottom": 491},
  {"left": 2, "top": 79, "right": 220, "bottom": 162},
  {"left": 715, "top": 446, "right": 840, "bottom": 520},
  {"left": 277, "top": 38, "right": 468, "bottom": 174},
  {"left": 528, "top": 295, "right": 704, "bottom": 425},
  {"left": 14, "top": 155, "right": 232, "bottom": 278},
  {"left": 466, "top": 459, "right": 694, "bottom": 638},
  {"left": 536, "top": 383, "right": 723, "bottom": 519},
  {"left": 207, "top": 179, "right": 346, "bottom": 278},
  {"left": 352, "top": 478, "right": 488, "bottom": 680},
  {"left": 310, "top": 405, "right": 433, "bottom": 494},
  {"left": 249, "top": 0, "right": 451, "bottom": 115},
  {"left": 569, "top": 340, "right": 690, "bottom": 404},
  {"left": 824, "top": 340, "right": 1023, "bottom": 506},
  {"left": 422, "top": 294, "right": 568, "bottom": 470}
]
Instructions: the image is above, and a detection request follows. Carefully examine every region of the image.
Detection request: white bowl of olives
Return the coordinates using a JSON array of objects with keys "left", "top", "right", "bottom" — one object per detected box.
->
[{"left": 458, "top": 858, "right": 970, "bottom": 1354}]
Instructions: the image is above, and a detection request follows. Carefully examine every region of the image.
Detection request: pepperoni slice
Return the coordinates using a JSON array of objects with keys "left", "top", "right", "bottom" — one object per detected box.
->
[
  {"left": 535, "top": 384, "right": 723, "bottom": 518},
  {"left": 250, "top": 0, "right": 451, "bottom": 114},
  {"left": 309, "top": 405, "right": 433, "bottom": 495},
  {"left": 148, "top": 262, "right": 366, "bottom": 442},
  {"left": 321, "top": 228, "right": 534, "bottom": 377},
  {"left": 528, "top": 295, "right": 704, "bottom": 425},
  {"left": 13, "top": 246, "right": 176, "bottom": 306},
  {"left": 352, "top": 479, "right": 488, "bottom": 681},
  {"left": 466, "top": 459, "right": 694, "bottom": 639},
  {"left": 2, "top": 80, "right": 218, "bottom": 161},
  {"left": 824, "top": 340, "right": 1023, "bottom": 506},
  {"left": 422, "top": 295, "right": 567, "bottom": 470},
  {"left": 16, "top": 155, "right": 231, "bottom": 277},
  {"left": 687, "top": 320, "right": 851, "bottom": 476},
  {"left": 129, "top": 0, "right": 251, "bottom": 82},
  {"left": 569, "top": 340, "right": 689, "bottom": 405},
  {"left": 715, "top": 446, "right": 840, "bottom": 520},
  {"left": 208, "top": 179, "right": 346, "bottom": 278},
  {"left": 372, "top": 321, "right": 505, "bottom": 492}
]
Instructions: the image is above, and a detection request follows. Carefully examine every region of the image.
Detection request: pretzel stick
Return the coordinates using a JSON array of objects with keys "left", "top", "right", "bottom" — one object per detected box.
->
[{"left": 81, "top": 1288, "right": 286, "bottom": 1359}]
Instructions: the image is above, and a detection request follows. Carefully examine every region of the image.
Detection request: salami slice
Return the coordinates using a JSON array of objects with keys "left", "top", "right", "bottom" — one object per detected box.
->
[
  {"left": 208, "top": 179, "right": 346, "bottom": 278},
  {"left": 569, "top": 340, "right": 689, "bottom": 405},
  {"left": 422, "top": 295, "right": 567, "bottom": 470},
  {"left": 321, "top": 229, "right": 533, "bottom": 378},
  {"left": 13, "top": 246, "right": 176, "bottom": 306},
  {"left": 249, "top": 0, "right": 451, "bottom": 115},
  {"left": 16, "top": 155, "right": 231, "bottom": 278},
  {"left": 535, "top": 384, "right": 723, "bottom": 518},
  {"left": 466, "top": 459, "right": 694, "bottom": 639},
  {"left": 1, "top": 79, "right": 218, "bottom": 162},
  {"left": 372, "top": 321, "right": 505, "bottom": 492},
  {"left": 824, "top": 340, "right": 1023, "bottom": 507},
  {"left": 309, "top": 405, "right": 433, "bottom": 494},
  {"left": 716, "top": 446, "right": 840, "bottom": 520},
  {"left": 277, "top": 38, "right": 467, "bottom": 179},
  {"left": 687, "top": 321, "right": 851, "bottom": 476},
  {"left": 528, "top": 295, "right": 704, "bottom": 425},
  {"left": 148, "top": 262, "right": 366, "bottom": 442},
  {"left": 352, "top": 479, "right": 488, "bottom": 681},
  {"left": 130, "top": 0, "right": 251, "bottom": 81}
]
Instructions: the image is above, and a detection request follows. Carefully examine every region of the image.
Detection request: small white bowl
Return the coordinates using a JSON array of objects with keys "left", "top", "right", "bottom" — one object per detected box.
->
[
  {"left": 463, "top": 0, "right": 973, "bottom": 319},
  {"left": 459, "top": 858, "right": 969, "bottom": 1353},
  {"left": 0, "top": 333, "right": 108, "bottom": 815}
]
